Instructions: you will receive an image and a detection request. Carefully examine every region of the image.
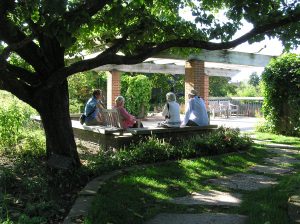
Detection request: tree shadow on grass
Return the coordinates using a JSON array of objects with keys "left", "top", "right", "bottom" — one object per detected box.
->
[{"left": 86, "top": 140, "right": 300, "bottom": 224}]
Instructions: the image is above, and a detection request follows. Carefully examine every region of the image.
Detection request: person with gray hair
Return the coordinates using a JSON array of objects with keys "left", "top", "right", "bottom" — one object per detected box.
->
[
  {"left": 159, "top": 92, "right": 181, "bottom": 127},
  {"left": 114, "top": 95, "right": 143, "bottom": 129}
]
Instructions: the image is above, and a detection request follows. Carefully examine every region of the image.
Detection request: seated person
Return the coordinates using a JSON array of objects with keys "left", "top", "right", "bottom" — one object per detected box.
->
[
  {"left": 114, "top": 96, "right": 142, "bottom": 129},
  {"left": 83, "top": 89, "right": 106, "bottom": 126},
  {"left": 159, "top": 92, "right": 181, "bottom": 127},
  {"left": 181, "top": 89, "right": 209, "bottom": 127}
]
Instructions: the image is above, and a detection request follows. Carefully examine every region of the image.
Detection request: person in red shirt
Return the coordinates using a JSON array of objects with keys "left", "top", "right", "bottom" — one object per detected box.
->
[{"left": 114, "top": 96, "right": 142, "bottom": 129}]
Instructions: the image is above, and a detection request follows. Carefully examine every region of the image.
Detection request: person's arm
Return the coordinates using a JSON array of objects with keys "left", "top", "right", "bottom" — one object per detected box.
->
[
  {"left": 97, "top": 100, "right": 106, "bottom": 109},
  {"left": 181, "top": 99, "right": 193, "bottom": 126},
  {"left": 162, "top": 103, "right": 168, "bottom": 118},
  {"left": 118, "top": 107, "right": 134, "bottom": 121}
]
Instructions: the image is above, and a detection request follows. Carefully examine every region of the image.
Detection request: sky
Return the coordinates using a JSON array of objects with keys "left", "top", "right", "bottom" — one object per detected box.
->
[{"left": 231, "top": 23, "right": 299, "bottom": 82}]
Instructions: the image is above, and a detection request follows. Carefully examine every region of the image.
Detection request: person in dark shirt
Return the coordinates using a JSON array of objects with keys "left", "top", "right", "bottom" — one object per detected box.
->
[{"left": 84, "top": 89, "right": 105, "bottom": 126}]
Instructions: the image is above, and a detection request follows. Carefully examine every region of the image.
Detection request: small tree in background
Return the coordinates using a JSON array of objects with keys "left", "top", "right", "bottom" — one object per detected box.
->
[
  {"left": 68, "top": 71, "right": 107, "bottom": 113},
  {"left": 121, "top": 75, "right": 152, "bottom": 118},
  {"left": 148, "top": 74, "right": 184, "bottom": 106},
  {"left": 248, "top": 72, "right": 260, "bottom": 87},
  {"left": 209, "top": 76, "right": 237, "bottom": 96},
  {"left": 262, "top": 53, "right": 300, "bottom": 136},
  {"left": 234, "top": 82, "right": 263, "bottom": 97}
]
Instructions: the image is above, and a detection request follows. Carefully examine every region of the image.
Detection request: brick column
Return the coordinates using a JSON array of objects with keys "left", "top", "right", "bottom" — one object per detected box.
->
[
  {"left": 185, "top": 60, "right": 209, "bottom": 108},
  {"left": 106, "top": 70, "right": 121, "bottom": 109}
]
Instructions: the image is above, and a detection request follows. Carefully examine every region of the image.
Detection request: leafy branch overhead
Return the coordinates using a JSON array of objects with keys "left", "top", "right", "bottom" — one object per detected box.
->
[{"left": 0, "top": 1, "right": 300, "bottom": 93}]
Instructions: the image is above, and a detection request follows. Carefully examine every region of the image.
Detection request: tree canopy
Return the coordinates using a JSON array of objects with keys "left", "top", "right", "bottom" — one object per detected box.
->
[
  {"left": 0, "top": 0, "right": 300, "bottom": 168},
  {"left": 1, "top": 1, "right": 300, "bottom": 83}
]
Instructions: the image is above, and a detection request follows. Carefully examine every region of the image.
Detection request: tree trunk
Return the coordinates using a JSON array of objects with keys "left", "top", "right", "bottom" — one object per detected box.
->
[{"left": 37, "top": 80, "right": 81, "bottom": 169}]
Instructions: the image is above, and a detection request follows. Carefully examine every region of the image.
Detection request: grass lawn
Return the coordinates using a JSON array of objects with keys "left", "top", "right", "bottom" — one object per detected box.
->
[{"left": 86, "top": 132, "right": 300, "bottom": 224}]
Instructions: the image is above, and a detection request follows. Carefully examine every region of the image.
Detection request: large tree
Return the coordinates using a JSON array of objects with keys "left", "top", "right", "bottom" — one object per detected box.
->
[{"left": 0, "top": 0, "right": 299, "bottom": 168}]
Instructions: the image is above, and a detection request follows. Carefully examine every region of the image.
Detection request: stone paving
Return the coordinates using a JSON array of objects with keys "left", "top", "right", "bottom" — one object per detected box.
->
[
  {"left": 64, "top": 140, "right": 300, "bottom": 224},
  {"left": 261, "top": 143, "right": 300, "bottom": 150},
  {"left": 206, "top": 173, "right": 278, "bottom": 191},
  {"left": 249, "top": 164, "right": 293, "bottom": 175},
  {"left": 264, "top": 156, "right": 300, "bottom": 166},
  {"left": 146, "top": 142, "right": 299, "bottom": 223},
  {"left": 265, "top": 147, "right": 300, "bottom": 155},
  {"left": 170, "top": 190, "right": 242, "bottom": 206},
  {"left": 145, "top": 213, "right": 248, "bottom": 224}
]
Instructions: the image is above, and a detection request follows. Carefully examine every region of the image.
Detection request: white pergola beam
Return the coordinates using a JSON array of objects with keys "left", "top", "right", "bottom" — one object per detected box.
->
[
  {"left": 94, "top": 63, "right": 183, "bottom": 75},
  {"left": 93, "top": 63, "right": 239, "bottom": 77},
  {"left": 155, "top": 50, "right": 274, "bottom": 67},
  {"left": 205, "top": 68, "right": 239, "bottom": 77}
]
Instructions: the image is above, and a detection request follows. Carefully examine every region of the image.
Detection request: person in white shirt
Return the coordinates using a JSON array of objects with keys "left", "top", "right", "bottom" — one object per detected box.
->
[
  {"left": 160, "top": 92, "right": 181, "bottom": 127},
  {"left": 181, "top": 89, "right": 209, "bottom": 126}
]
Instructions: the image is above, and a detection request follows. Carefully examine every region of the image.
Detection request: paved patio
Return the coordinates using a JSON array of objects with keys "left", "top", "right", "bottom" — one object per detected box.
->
[
  {"left": 142, "top": 114, "right": 259, "bottom": 132},
  {"left": 209, "top": 116, "right": 259, "bottom": 132}
]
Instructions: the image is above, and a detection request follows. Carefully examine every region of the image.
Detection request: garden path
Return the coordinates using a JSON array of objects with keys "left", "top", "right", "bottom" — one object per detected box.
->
[
  {"left": 63, "top": 138, "right": 300, "bottom": 224},
  {"left": 146, "top": 142, "right": 300, "bottom": 224}
]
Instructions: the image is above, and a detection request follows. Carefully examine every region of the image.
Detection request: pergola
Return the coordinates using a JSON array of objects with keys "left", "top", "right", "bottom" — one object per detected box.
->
[{"left": 92, "top": 49, "right": 274, "bottom": 108}]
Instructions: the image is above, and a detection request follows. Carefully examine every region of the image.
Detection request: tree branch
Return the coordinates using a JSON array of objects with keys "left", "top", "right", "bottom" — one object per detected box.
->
[
  {"left": 0, "top": 35, "right": 34, "bottom": 67},
  {"left": 0, "top": 69, "right": 34, "bottom": 105},
  {"left": 6, "top": 64, "right": 41, "bottom": 86},
  {"left": 65, "top": 10, "right": 300, "bottom": 72},
  {"left": 34, "top": 7, "right": 300, "bottom": 92},
  {"left": 0, "top": 15, "right": 48, "bottom": 74}
]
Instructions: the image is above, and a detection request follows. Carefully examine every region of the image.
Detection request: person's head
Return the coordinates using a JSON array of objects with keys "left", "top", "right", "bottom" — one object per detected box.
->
[
  {"left": 92, "top": 89, "right": 103, "bottom": 100},
  {"left": 115, "top": 96, "right": 125, "bottom": 107},
  {"left": 188, "top": 89, "right": 198, "bottom": 99},
  {"left": 166, "top": 92, "right": 176, "bottom": 102}
]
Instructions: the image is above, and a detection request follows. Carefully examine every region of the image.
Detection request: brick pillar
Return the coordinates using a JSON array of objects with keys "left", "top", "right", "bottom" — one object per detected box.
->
[
  {"left": 185, "top": 60, "right": 209, "bottom": 108},
  {"left": 107, "top": 70, "right": 121, "bottom": 109}
]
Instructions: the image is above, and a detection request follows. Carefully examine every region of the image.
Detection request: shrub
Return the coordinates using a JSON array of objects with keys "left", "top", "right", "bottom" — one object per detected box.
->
[
  {"left": 93, "top": 128, "right": 252, "bottom": 174},
  {"left": 68, "top": 71, "right": 107, "bottom": 113},
  {"left": 262, "top": 53, "right": 300, "bottom": 136},
  {"left": 0, "top": 94, "right": 45, "bottom": 156},
  {"left": 0, "top": 100, "right": 34, "bottom": 149},
  {"left": 128, "top": 137, "right": 174, "bottom": 163},
  {"left": 121, "top": 74, "right": 152, "bottom": 117},
  {"left": 182, "top": 127, "right": 252, "bottom": 156},
  {"left": 16, "top": 130, "right": 46, "bottom": 158}
]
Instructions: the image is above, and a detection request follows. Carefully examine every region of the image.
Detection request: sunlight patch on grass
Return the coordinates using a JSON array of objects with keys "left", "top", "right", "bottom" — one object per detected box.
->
[
  {"left": 139, "top": 190, "right": 170, "bottom": 200},
  {"left": 254, "top": 132, "right": 300, "bottom": 147},
  {"left": 125, "top": 176, "right": 168, "bottom": 190}
]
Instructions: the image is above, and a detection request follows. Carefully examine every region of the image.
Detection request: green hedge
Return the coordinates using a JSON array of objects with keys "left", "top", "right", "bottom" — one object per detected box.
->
[
  {"left": 262, "top": 53, "right": 300, "bottom": 136},
  {"left": 121, "top": 74, "right": 152, "bottom": 117}
]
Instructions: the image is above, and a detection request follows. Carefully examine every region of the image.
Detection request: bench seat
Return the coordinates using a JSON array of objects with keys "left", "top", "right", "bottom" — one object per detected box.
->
[
  {"left": 71, "top": 120, "right": 123, "bottom": 135},
  {"left": 127, "top": 125, "right": 218, "bottom": 135},
  {"left": 73, "top": 121, "right": 218, "bottom": 149},
  {"left": 32, "top": 115, "right": 218, "bottom": 149}
]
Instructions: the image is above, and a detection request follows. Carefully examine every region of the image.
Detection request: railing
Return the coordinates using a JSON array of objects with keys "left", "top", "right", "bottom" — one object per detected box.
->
[{"left": 208, "top": 97, "right": 264, "bottom": 117}]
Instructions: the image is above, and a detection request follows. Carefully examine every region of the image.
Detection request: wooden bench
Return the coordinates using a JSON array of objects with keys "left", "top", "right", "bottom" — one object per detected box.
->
[{"left": 127, "top": 125, "right": 218, "bottom": 135}]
